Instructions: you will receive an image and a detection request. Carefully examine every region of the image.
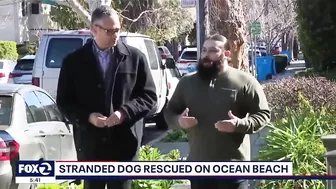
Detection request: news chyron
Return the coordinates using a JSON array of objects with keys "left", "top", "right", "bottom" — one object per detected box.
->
[
  {"left": 16, "top": 161, "right": 55, "bottom": 183},
  {"left": 15, "top": 160, "right": 293, "bottom": 184}
]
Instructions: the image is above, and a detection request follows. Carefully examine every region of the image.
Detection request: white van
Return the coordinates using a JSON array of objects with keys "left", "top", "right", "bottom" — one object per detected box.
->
[{"left": 32, "top": 30, "right": 169, "bottom": 129}]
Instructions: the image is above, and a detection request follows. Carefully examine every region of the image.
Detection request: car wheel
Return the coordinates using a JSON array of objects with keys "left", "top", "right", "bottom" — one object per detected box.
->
[{"left": 266, "top": 74, "right": 272, "bottom": 80}]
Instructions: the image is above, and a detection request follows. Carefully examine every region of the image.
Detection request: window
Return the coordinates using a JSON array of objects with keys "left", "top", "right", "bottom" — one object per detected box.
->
[
  {"left": 45, "top": 38, "right": 83, "bottom": 68},
  {"left": 34, "top": 91, "right": 63, "bottom": 122},
  {"left": 23, "top": 92, "right": 48, "bottom": 122},
  {"left": 181, "top": 51, "right": 197, "bottom": 60},
  {"left": 158, "top": 48, "right": 164, "bottom": 54},
  {"left": 86, "top": 38, "right": 93, "bottom": 44},
  {"left": 14, "top": 59, "right": 34, "bottom": 71},
  {"left": 0, "top": 62, "right": 3, "bottom": 69},
  {"left": 144, "top": 40, "right": 159, "bottom": 69},
  {"left": 0, "top": 96, "right": 13, "bottom": 125},
  {"left": 25, "top": 103, "right": 34, "bottom": 123},
  {"left": 31, "top": 3, "right": 40, "bottom": 14}
]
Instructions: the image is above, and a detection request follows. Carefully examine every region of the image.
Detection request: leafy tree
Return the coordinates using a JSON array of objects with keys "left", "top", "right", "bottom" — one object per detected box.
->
[
  {"left": 140, "top": 0, "right": 195, "bottom": 45},
  {"left": 50, "top": 5, "right": 87, "bottom": 29},
  {"left": 50, "top": 0, "right": 195, "bottom": 44}
]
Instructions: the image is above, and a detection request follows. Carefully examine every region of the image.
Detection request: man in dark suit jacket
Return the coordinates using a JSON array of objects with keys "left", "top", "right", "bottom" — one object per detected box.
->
[{"left": 56, "top": 5, "right": 157, "bottom": 189}]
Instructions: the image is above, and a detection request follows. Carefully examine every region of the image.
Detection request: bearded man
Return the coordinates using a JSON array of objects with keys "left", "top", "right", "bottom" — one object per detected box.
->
[{"left": 164, "top": 34, "right": 271, "bottom": 189}]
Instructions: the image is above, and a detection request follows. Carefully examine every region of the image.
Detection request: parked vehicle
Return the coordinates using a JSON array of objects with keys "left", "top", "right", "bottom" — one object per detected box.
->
[
  {"left": 164, "top": 57, "right": 181, "bottom": 100},
  {"left": 176, "top": 47, "right": 197, "bottom": 76},
  {"left": 32, "top": 30, "right": 169, "bottom": 130},
  {"left": 0, "top": 84, "right": 77, "bottom": 189},
  {"left": 8, "top": 55, "right": 35, "bottom": 84},
  {"left": 158, "top": 46, "right": 172, "bottom": 59},
  {"left": 257, "top": 46, "right": 267, "bottom": 56},
  {"left": 0, "top": 60, "right": 16, "bottom": 84}
]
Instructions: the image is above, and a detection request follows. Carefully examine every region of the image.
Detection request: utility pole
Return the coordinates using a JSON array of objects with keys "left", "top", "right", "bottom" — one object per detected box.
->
[{"left": 196, "top": 0, "right": 207, "bottom": 61}]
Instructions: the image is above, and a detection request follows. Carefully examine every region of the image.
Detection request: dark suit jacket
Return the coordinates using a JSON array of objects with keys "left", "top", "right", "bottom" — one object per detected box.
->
[{"left": 56, "top": 40, "right": 157, "bottom": 161}]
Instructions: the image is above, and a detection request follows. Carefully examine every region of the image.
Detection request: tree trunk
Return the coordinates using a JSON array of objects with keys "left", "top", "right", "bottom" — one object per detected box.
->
[{"left": 209, "top": 0, "right": 249, "bottom": 73}]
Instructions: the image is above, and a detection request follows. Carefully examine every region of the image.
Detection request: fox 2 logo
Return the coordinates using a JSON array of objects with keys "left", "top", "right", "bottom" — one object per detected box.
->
[{"left": 16, "top": 161, "right": 55, "bottom": 177}]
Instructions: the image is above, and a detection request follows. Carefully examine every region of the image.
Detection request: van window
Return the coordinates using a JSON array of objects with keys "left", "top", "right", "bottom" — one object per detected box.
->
[
  {"left": 144, "top": 40, "right": 159, "bottom": 69},
  {"left": 46, "top": 38, "right": 83, "bottom": 68},
  {"left": 0, "top": 62, "right": 3, "bottom": 69}
]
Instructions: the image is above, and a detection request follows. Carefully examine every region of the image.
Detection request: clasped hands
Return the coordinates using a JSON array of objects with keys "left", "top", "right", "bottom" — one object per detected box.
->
[
  {"left": 89, "top": 110, "right": 126, "bottom": 128},
  {"left": 178, "top": 108, "right": 239, "bottom": 133}
]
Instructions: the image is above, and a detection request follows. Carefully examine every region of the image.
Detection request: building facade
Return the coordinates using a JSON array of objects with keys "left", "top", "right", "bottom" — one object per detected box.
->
[{"left": 0, "top": 0, "right": 58, "bottom": 44}]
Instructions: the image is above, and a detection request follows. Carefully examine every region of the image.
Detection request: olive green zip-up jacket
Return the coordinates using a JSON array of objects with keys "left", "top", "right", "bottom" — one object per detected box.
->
[{"left": 164, "top": 67, "right": 271, "bottom": 161}]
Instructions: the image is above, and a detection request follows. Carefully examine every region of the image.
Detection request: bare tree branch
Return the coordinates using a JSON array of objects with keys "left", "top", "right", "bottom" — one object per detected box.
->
[{"left": 117, "top": 7, "right": 163, "bottom": 23}]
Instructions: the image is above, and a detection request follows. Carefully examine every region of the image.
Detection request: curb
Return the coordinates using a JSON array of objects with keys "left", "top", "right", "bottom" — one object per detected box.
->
[{"left": 145, "top": 129, "right": 172, "bottom": 146}]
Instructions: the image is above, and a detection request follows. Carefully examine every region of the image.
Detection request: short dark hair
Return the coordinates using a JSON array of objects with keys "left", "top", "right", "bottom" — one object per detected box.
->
[
  {"left": 91, "top": 5, "right": 119, "bottom": 25},
  {"left": 206, "top": 34, "right": 230, "bottom": 50}
]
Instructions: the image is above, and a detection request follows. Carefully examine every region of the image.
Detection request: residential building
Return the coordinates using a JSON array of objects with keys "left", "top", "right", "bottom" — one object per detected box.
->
[{"left": 0, "top": 0, "right": 58, "bottom": 45}]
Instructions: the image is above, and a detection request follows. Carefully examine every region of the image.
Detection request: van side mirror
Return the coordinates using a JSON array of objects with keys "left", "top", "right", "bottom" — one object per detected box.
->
[{"left": 165, "top": 58, "right": 176, "bottom": 69}]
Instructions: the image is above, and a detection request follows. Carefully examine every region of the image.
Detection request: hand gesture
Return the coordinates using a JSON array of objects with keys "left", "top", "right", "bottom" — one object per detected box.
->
[
  {"left": 215, "top": 110, "right": 239, "bottom": 133},
  {"left": 105, "top": 110, "right": 126, "bottom": 127},
  {"left": 178, "top": 108, "right": 198, "bottom": 129},
  {"left": 88, "top": 113, "right": 107, "bottom": 128}
]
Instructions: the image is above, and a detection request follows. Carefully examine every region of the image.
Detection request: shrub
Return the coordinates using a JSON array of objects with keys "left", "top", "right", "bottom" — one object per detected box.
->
[
  {"left": 161, "top": 129, "right": 188, "bottom": 142},
  {"left": 263, "top": 77, "right": 336, "bottom": 119},
  {"left": 295, "top": 68, "right": 336, "bottom": 81},
  {"left": 258, "top": 95, "right": 335, "bottom": 188},
  {"left": 132, "top": 146, "right": 186, "bottom": 189},
  {"left": 0, "top": 41, "right": 19, "bottom": 61},
  {"left": 273, "top": 54, "right": 288, "bottom": 73},
  {"left": 296, "top": 0, "right": 336, "bottom": 71}
]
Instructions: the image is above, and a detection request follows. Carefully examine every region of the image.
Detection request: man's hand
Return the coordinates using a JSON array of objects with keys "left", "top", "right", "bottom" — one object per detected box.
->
[
  {"left": 178, "top": 108, "right": 198, "bottom": 129},
  {"left": 215, "top": 110, "right": 239, "bottom": 133},
  {"left": 88, "top": 113, "right": 107, "bottom": 128},
  {"left": 105, "top": 110, "right": 126, "bottom": 127}
]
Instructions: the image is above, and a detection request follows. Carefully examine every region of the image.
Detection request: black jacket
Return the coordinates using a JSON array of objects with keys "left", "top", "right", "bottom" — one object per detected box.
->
[{"left": 56, "top": 40, "right": 157, "bottom": 161}]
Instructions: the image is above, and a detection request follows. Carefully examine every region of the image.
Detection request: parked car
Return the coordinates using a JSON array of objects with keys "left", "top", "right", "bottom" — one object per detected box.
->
[
  {"left": 257, "top": 46, "right": 267, "bottom": 56},
  {"left": 176, "top": 47, "right": 197, "bottom": 76},
  {"left": 32, "top": 30, "right": 169, "bottom": 130},
  {"left": 164, "top": 57, "right": 181, "bottom": 101},
  {"left": 158, "top": 46, "right": 172, "bottom": 59},
  {"left": 0, "top": 84, "right": 77, "bottom": 189},
  {"left": 8, "top": 55, "right": 35, "bottom": 84},
  {"left": 0, "top": 60, "right": 16, "bottom": 84}
]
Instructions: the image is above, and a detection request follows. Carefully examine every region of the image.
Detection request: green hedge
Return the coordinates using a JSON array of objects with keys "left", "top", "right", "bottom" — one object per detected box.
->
[
  {"left": 0, "top": 41, "right": 19, "bottom": 61},
  {"left": 296, "top": 0, "right": 336, "bottom": 71}
]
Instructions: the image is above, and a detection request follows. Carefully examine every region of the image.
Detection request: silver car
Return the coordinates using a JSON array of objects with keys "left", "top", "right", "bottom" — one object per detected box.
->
[
  {"left": 8, "top": 55, "right": 35, "bottom": 85},
  {"left": 0, "top": 84, "right": 77, "bottom": 189}
]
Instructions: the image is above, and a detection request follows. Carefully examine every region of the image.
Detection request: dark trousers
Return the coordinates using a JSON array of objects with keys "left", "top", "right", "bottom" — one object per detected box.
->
[
  {"left": 75, "top": 131, "right": 134, "bottom": 189},
  {"left": 190, "top": 179, "right": 248, "bottom": 189}
]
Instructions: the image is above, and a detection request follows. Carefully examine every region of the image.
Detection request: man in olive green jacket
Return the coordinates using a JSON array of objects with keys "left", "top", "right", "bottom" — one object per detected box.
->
[{"left": 164, "top": 34, "right": 271, "bottom": 189}]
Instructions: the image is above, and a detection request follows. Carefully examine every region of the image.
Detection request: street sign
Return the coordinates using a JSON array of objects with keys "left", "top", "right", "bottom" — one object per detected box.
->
[
  {"left": 181, "top": 0, "right": 196, "bottom": 8},
  {"left": 250, "top": 21, "right": 261, "bottom": 35}
]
